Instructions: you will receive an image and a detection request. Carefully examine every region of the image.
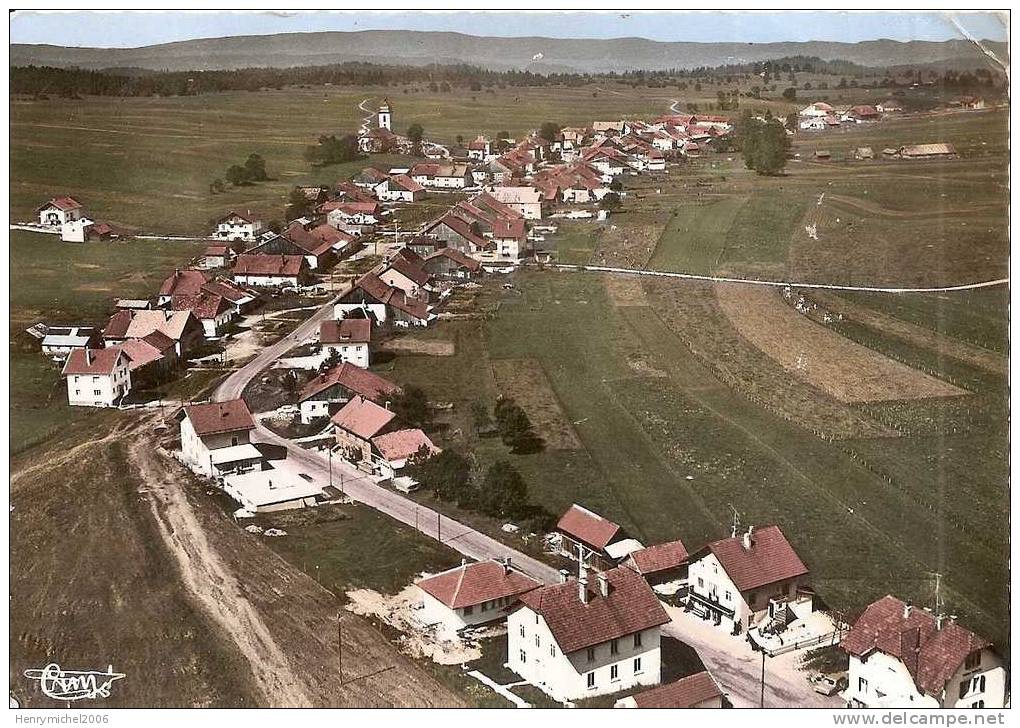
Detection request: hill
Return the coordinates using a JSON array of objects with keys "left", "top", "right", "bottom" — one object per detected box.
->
[{"left": 10, "top": 31, "right": 1008, "bottom": 74}]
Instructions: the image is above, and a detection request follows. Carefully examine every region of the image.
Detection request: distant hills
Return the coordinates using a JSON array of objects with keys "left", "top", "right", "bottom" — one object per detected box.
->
[{"left": 9, "top": 30, "right": 1008, "bottom": 74}]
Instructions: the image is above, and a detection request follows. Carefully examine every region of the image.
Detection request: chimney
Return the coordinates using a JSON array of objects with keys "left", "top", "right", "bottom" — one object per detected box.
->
[
  {"left": 461, "top": 557, "right": 468, "bottom": 567},
  {"left": 742, "top": 525, "right": 755, "bottom": 551},
  {"left": 936, "top": 613, "right": 944, "bottom": 630},
  {"left": 84, "top": 349, "right": 93, "bottom": 366},
  {"left": 596, "top": 571, "right": 609, "bottom": 598},
  {"left": 558, "top": 569, "right": 570, "bottom": 584},
  {"left": 502, "top": 557, "right": 512, "bottom": 575},
  {"left": 903, "top": 601, "right": 912, "bottom": 619},
  {"left": 384, "top": 400, "right": 391, "bottom": 410},
  {"left": 578, "top": 576, "right": 589, "bottom": 605}
]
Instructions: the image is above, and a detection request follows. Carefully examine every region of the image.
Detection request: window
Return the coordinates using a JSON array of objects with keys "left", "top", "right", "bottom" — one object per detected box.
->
[
  {"left": 633, "top": 657, "right": 642, "bottom": 674},
  {"left": 463, "top": 605, "right": 473, "bottom": 616},
  {"left": 549, "top": 645, "right": 555, "bottom": 658},
  {"left": 725, "top": 590, "right": 733, "bottom": 602},
  {"left": 519, "top": 625, "right": 525, "bottom": 638},
  {"left": 633, "top": 632, "right": 642, "bottom": 649},
  {"left": 586, "top": 672, "right": 595, "bottom": 689},
  {"left": 535, "top": 614, "right": 539, "bottom": 625},
  {"left": 610, "top": 665, "right": 619, "bottom": 682},
  {"left": 231, "top": 436, "right": 239, "bottom": 447},
  {"left": 858, "top": 678, "right": 868, "bottom": 692},
  {"left": 697, "top": 577, "right": 704, "bottom": 588},
  {"left": 75, "top": 390, "right": 80, "bottom": 396},
  {"left": 586, "top": 648, "right": 595, "bottom": 663},
  {"left": 94, "top": 389, "right": 101, "bottom": 396},
  {"left": 535, "top": 635, "right": 540, "bottom": 648},
  {"left": 519, "top": 650, "right": 526, "bottom": 664},
  {"left": 965, "top": 652, "right": 981, "bottom": 671},
  {"left": 610, "top": 639, "right": 619, "bottom": 656},
  {"left": 972, "top": 701, "right": 985, "bottom": 709}
]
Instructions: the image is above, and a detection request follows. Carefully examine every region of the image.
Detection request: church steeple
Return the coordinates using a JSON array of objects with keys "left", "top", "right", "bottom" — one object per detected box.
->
[{"left": 378, "top": 99, "right": 391, "bottom": 131}]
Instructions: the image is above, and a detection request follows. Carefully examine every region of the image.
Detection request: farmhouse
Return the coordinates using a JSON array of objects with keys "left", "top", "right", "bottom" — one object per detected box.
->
[
  {"left": 40, "top": 326, "right": 100, "bottom": 360},
  {"left": 370, "top": 427, "right": 440, "bottom": 481},
  {"left": 331, "top": 395, "right": 399, "bottom": 465},
  {"left": 841, "top": 595, "right": 1007, "bottom": 709},
  {"left": 298, "top": 362, "right": 399, "bottom": 424},
  {"left": 215, "top": 211, "right": 263, "bottom": 242},
  {"left": 200, "top": 278, "right": 259, "bottom": 314},
  {"left": 508, "top": 566, "right": 670, "bottom": 702},
  {"left": 899, "top": 143, "right": 958, "bottom": 160},
  {"left": 799, "top": 102, "right": 834, "bottom": 118},
  {"left": 171, "top": 291, "right": 233, "bottom": 339},
  {"left": 157, "top": 268, "right": 209, "bottom": 306},
  {"left": 410, "top": 162, "right": 473, "bottom": 190},
  {"left": 376, "top": 255, "right": 432, "bottom": 299},
  {"left": 614, "top": 672, "right": 724, "bottom": 708},
  {"left": 279, "top": 220, "right": 353, "bottom": 269},
  {"left": 556, "top": 504, "right": 642, "bottom": 571},
  {"left": 352, "top": 167, "right": 391, "bottom": 190},
  {"left": 334, "top": 272, "right": 431, "bottom": 327},
  {"left": 202, "top": 245, "right": 232, "bottom": 269},
  {"left": 876, "top": 99, "right": 904, "bottom": 113},
  {"left": 687, "top": 525, "right": 811, "bottom": 634},
  {"left": 178, "top": 399, "right": 262, "bottom": 478},
  {"left": 37, "top": 196, "right": 84, "bottom": 227},
  {"left": 104, "top": 309, "right": 205, "bottom": 356},
  {"left": 488, "top": 186, "right": 545, "bottom": 219},
  {"left": 322, "top": 201, "right": 380, "bottom": 228},
  {"left": 319, "top": 318, "right": 372, "bottom": 368},
  {"left": 375, "top": 174, "right": 425, "bottom": 202},
  {"left": 223, "top": 467, "right": 326, "bottom": 514},
  {"left": 841, "top": 105, "right": 881, "bottom": 123},
  {"left": 416, "top": 558, "right": 541, "bottom": 635},
  {"left": 232, "top": 254, "right": 308, "bottom": 288},
  {"left": 61, "top": 347, "right": 132, "bottom": 408},
  {"left": 623, "top": 539, "right": 690, "bottom": 586},
  {"left": 423, "top": 247, "right": 482, "bottom": 280}
]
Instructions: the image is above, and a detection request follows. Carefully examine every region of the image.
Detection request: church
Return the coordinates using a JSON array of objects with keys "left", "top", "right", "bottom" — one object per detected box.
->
[{"left": 358, "top": 99, "right": 399, "bottom": 153}]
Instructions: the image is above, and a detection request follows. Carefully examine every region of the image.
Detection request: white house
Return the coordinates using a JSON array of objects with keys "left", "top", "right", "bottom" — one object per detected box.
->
[
  {"left": 37, "top": 196, "right": 84, "bottom": 227},
  {"left": 686, "top": 525, "right": 811, "bottom": 634},
  {"left": 61, "top": 347, "right": 131, "bottom": 408},
  {"left": 415, "top": 558, "right": 540, "bottom": 636},
  {"left": 222, "top": 467, "right": 326, "bottom": 514},
  {"left": 319, "top": 318, "right": 371, "bottom": 368},
  {"left": 508, "top": 566, "right": 670, "bottom": 703},
  {"left": 410, "top": 163, "right": 473, "bottom": 190},
  {"left": 799, "top": 102, "right": 835, "bottom": 118},
  {"left": 216, "top": 211, "right": 263, "bottom": 242},
  {"left": 298, "top": 363, "right": 399, "bottom": 425},
  {"left": 374, "top": 174, "right": 425, "bottom": 203},
  {"left": 841, "top": 595, "right": 1007, "bottom": 709},
  {"left": 488, "top": 186, "right": 545, "bottom": 219},
  {"left": 614, "top": 672, "right": 724, "bottom": 708},
  {"left": 232, "top": 254, "right": 306, "bottom": 288},
  {"left": 370, "top": 427, "right": 439, "bottom": 480},
  {"left": 178, "top": 399, "right": 262, "bottom": 478}
]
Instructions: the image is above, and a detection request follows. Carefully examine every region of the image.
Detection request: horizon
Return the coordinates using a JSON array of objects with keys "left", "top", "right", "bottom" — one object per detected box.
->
[{"left": 9, "top": 10, "right": 1009, "bottom": 49}]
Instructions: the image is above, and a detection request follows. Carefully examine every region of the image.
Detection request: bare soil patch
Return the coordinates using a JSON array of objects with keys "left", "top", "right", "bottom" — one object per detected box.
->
[
  {"left": 714, "top": 284, "right": 966, "bottom": 403},
  {"left": 603, "top": 273, "right": 650, "bottom": 306},
  {"left": 589, "top": 218, "right": 665, "bottom": 269},
  {"left": 379, "top": 337, "right": 456, "bottom": 356},
  {"left": 490, "top": 358, "right": 582, "bottom": 450}
]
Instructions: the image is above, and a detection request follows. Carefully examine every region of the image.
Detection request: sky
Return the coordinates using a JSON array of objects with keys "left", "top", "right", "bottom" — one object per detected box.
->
[{"left": 8, "top": 10, "right": 1008, "bottom": 48}]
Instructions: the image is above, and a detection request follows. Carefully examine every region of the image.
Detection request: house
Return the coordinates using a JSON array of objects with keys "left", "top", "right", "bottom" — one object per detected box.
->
[
  {"left": 491, "top": 217, "right": 528, "bottom": 262},
  {"left": 405, "top": 235, "right": 447, "bottom": 258},
  {"left": 371, "top": 427, "right": 440, "bottom": 480},
  {"left": 171, "top": 292, "right": 233, "bottom": 339},
  {"left": 842, "top": 105, "right": 881, "bottom": 123},
  {"left": 215, "top": 211, "right": 263, "bottom": 242},
  {"left": 508, "top": 566, "right": 671, "bottom": 702},
  {"left": 799, "top": 102, "right": 834, "bottom": 118},
  {"left": 157, "top": 268, "right": 209, "bottom": 306},
  {"left": 876, "top": 99, "right": 904, "bottom": 113},
  {"left": 223, "top": 467, "right": 327, "bottom": 514},
  {"left": 279, "top": 220, "right": 352, "bottom": 269},
  {"left": 232, "top": 254, "right": 308, "bottom": 288},
  {"left": 300, "top": 363, "right": 399, "bottom": 425},
  {"left": 61, "top": 347, "right": 132, "bottom": 407},
  {"left": 624, "top": 539, "right": 690, "bottom": 586},
  {"left": 466, "top": 136, "right": 492, "bottom": 160},
  {"left": 334, "top": 272, "right": 431, "bottom": 327},
  {"left": 331, "top": 395, "right": 399, "bottom": 466},
  {"left": 841, "top": 595, "right": 1007, "bottom": 709},
  {"left": 319, "top": 318, "right": 372, "bottom": 368},
  {"left": 178, "top": 399, "right": 263, "bottom": 478},
  {"left": 358, "top": 126, "right": 399, "bottom": 154},
  {"left": 488, "top": 186, "right": 545, "bottom": 219},
  {"left": 416, "top": 558, "right": 541, "bottom": 634},
  {"left": 614, "top": 671, "right": 724, "bottom": 708},
  {"left": 423, "top": 247, "right": 483, "bottom": 280},
  {"left": 202, "top": 245, "right": 232, "bottom": 269},
  {"left": 104, "top": 309, "right": 205, "bottom": 356},
  {"left": 322, "top": 201, "right": 381, "bottom": 228},
  {"left": 118, "top": 337, "right": 173, "bottom": 385},
  {"left": 352, "top": 167, "right": 391, "bottom": 190},
  {"left": 409, "top": 162, "right": 473, "bottom": 190},
  {"left": 899, "top": 144, "right": 958, "bottom": 160},
  {"left": 686, "top": 525, "right": 811, "bottom": 634},
  {"left": 37, "top": 196, "right": 84, "bottom": 227},
  {"left": 800, "top": 117, "right": 828, "bottom": 131},
  {"left": 40, "top": 326, "right": 100, "bottom": 360},
  {"left": 377, "top": 256, "right": 432, "bottom": 299},
  {"left": 375, "top": 174, "right": 425, "bottom": 203},
  {"left": 200, "top": 278, "right": 259, "bottom": 315},
  {"left": 556, "top": 504, "right": 642, "bottom": 571}
]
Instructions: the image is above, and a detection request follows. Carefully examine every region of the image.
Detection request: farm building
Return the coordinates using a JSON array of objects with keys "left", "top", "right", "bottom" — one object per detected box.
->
[
  {"left": 614, "top": 671, "right": 724, "bottom": 708},
  {"left": 899, "top": 144, "right": 958, "bottom": 160},
  {"left": 415, "top": 558, "right": 540, "bottom": 635},
  {"left": 330, "top": 395, "right": 399, "bottom": 466},
  {"left": 202, "top": 245, "right": 232, "bottom": 269},
  {"left": 222, "top": 467, "right": 327, "bottom": 514},
  {"left": 556, "top": 504, "right": 643, "bottom": 571},
  {"left": 375, "top": 174, "right": 425, "bottom": 202},
  {"left": 40, "top": 326, "right": 100, "bottom": 360},
  {"left": 232, "top": 254, "right": 308, "bottom": 288},
  {"left": 103, "top": 309, "right": 205, "bottom": 356},
  {"left": 370, "top": 427, "right": 439, "bottom": 481},
  {"left": 623, "top": 539, "right": 690, "bottom": 586},
  {"left": 488, "top": 186, "right": 545, "bottom": 219},
  {"left": 37, "top": 196, "right": 84, "bottom": 227},
  {"left": 334, "top": 272, "right": 432, "bottom": 327},
  {"left": 841, "top": 595, "right": 1007, "bottom": 709},
  {"left": 423, "top": 247, "right": 483, "bottom": 280},
  {"left": 171, "top": 292, "right": 233, "bottom": 339}
]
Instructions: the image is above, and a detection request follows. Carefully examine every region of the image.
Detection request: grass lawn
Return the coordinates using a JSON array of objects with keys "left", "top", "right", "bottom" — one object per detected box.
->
[{"left": 647, "top": 196, "right": 747, "bottom": 274}]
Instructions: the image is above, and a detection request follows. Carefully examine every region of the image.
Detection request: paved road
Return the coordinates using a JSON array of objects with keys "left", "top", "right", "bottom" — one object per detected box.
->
[{"left": 212, "top": 290, "right": 832, "bottom": 708}]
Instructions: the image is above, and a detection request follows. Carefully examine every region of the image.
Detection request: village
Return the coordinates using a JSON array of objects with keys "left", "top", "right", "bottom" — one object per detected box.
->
[{"left": 13, "top": 86, "right": 1009, "bottom": 711}]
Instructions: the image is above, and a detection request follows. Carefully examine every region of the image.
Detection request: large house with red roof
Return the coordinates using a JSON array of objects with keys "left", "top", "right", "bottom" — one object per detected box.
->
[
  {"left": 298, "top": 363, "right": 399, "bottom": 424},
  {"left": 232, "top": 254, "right": 308, "bottom": 288},
  {"left": 687, "top": 525, "right": 811, "bottom": 634},
  {"left": 415, "top": 558, "right": 540, "bottom": 635},
  {"left": 319, "top": 318, "right": 372, "bottom": 369},
  {"left": 624, "top": 539, "right": 690, "bottom": 586},
  {"left": 215, "top": 210, "right": 263, "bottom": 242},
  {"left": 334, "top": 272, "right": 432, "bottom": 327},
  {"left": 508, "top": 565, "right": 671, "bottom": 702},
  {"left": 178, "top": 399, "right": 262, "bottom": 478},
  {"left": 61, "top": 347, "right": 132, "bottom": 407},
  {"left": 37, "top": 196, "right": 84, "bottom": 227},
  {"left": 841, "top": 595, "right": 1006, "bottom": 709}
]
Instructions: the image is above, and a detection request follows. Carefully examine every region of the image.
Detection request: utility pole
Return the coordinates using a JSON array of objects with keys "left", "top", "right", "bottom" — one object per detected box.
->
[
  {"left": 760, "top": 649, "right": 766, "bottom": 708},
  {"left": 328, "top": 445, "right": 333, "bottom": 490},
  {"left": 337, "top": 611, "right": 344, "bottom": 686},
  {"left": 437, "top": 512, "right": 442, "bottom": 542}
]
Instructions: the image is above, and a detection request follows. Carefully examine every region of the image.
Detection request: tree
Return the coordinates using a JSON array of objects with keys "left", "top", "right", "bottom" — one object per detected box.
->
[
  {"left": 600, "top": 192, "right": 622, "bottom": 210},
  {"left": 391, "top": 384, "right": 429, "bottom": 428},
  {"left": 225, "top": 164, "right": 251, "bottom": 187},
  {"left": 406, "top": 447, "right": 473, "bottom": 505},
  {"left": 738, "top": 114, "right": 791, "bottom": 176},
  {"left": 407, "top": 123, "right": 425, "bottom": 156},
  {"left": 539, "top": 121, "right": 561, "bottom": 142},
  {"left": 609, "top": 179, "right": 623, "bottom": 192},
  {"left": 285, "top": 187, "right": 312, "bottom": 222},
  {"left": 319, "top": 348, "right": 343, "bottom": 372},
  {"left": 494, "top": 397, "right": 542, "bottom": 453},
  {"left": 305, "top": 134, "right": 362, "bottom": 167},
  {"left": 244, "top": 153, "right": 268, "bottom": 181},
  {"left": 782, "top": 87, "right": 798, "bottom": 101},
  {"left": 209, "top": 178, "right": 225, "bottom": 194},
  {"left": 478, "top": 460, "right": 529, "bottom": 519}
]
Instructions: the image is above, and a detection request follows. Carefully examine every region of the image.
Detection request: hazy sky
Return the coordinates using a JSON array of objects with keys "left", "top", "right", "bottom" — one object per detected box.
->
[{"left": 9, "top": 11, "right": 1008, "bottom": 48}]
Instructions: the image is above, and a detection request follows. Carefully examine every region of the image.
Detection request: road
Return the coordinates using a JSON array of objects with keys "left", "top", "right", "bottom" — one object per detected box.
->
[{"left": 211, "top": 292, "right": 839, "bottom": 707}]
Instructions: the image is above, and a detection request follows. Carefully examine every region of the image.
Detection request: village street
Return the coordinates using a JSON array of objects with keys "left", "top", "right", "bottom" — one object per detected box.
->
[{"left": 211, "top": 309, "right": 835, "bottom": 708}]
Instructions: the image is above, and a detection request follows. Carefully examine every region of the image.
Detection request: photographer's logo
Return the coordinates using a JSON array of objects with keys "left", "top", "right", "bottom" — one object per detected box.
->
[{"left": 24, "top": 663, "right": 125, "bottom": 701}]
